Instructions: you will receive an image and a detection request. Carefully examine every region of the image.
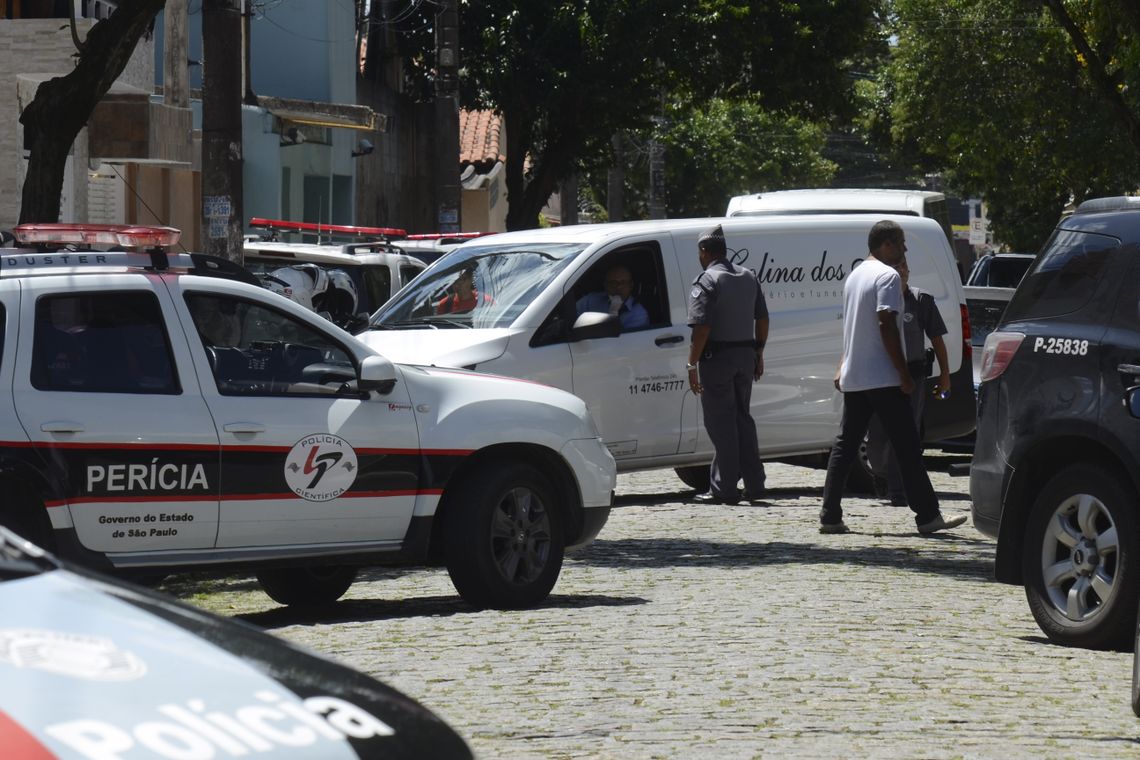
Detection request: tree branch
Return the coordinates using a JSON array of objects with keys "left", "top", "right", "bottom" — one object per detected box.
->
[{"left": 1043, "top": 0, "right": 1140, "bottom": 153}]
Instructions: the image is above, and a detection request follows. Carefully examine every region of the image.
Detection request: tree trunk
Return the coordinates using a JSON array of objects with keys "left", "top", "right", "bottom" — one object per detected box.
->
[
  {"left": 503, "top": 110, "right": 577, "bottom": 231},
  {"left": 18, "top": 0, "right": 166, "bottom": 224}
]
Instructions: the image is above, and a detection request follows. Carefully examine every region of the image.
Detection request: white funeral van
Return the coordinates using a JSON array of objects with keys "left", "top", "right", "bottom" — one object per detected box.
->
[{"left": 357, "top": 215, "right": 975, "bottom": 489}]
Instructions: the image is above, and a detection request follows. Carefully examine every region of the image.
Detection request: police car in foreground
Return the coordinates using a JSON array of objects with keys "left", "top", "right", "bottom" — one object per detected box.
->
[
  {"left": 0, "top": 527, "right": 472, "bottom": 759},
  {"left": 0, "top": 224, "right": 614, "bottom": 610},
  {"left": 971, "top": 196, "right": 1140, "bottom": 650}
]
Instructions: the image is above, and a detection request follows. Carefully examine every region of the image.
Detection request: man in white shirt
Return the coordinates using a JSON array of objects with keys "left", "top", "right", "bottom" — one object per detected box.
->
[{"left": 818, "top": 220, "right": 967, "bottom": 535}]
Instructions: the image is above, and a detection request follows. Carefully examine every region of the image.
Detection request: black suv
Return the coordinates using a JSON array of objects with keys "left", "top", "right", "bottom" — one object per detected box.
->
[{"left": 971, "top": 196, "right": 1140, "bottom": 650}]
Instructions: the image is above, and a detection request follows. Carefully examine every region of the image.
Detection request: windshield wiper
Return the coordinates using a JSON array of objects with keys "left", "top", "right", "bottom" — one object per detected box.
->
[
  {"left": 419, "top": 316, "right": 472, "bottom": 328},
  {"left": 366, "top": 319, "right": 438, "bottom": 330},
  {"left": 369, "top": 316, "right": 471, "bottom": 330}
]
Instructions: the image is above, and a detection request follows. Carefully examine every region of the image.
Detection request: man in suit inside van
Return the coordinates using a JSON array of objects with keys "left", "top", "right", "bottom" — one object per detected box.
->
[
  {"left": 576, "top": 265, "right": 650, "bottom": 331},
  {"left": 818, "top": 219, "right": 967, "bottom": 535}
]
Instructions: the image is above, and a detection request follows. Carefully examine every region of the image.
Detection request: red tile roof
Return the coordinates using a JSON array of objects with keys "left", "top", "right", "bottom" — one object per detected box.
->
[{"left": 460, "top": 109, "right": 504, "bottom": 168}]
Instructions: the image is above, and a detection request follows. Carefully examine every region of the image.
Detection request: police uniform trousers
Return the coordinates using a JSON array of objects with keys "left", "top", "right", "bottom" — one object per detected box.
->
[
  {"left": 865, "top": 360, "right": 928, "bottom": 501},
  {"left": 699, "top": 346, "right": 766, "bottom": 498}
]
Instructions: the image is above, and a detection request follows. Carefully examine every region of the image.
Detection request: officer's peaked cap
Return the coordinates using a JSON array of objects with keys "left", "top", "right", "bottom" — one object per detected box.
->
[{"left": 698, "top": 224, "right": 726, "bottom": 252}]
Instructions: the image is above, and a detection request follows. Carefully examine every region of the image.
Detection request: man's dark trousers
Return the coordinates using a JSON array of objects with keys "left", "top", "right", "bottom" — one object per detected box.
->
[
  {"left": 820, "top": 386, "right": 939, "bottom": 526},
  {"left": 699, "top": 346, "right": 766, "bottom": 499}
]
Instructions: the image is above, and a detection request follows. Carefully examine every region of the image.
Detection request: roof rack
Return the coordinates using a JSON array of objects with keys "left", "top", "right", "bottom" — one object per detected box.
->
[{"left": 249, "top": 218, "right": 407, "bottom": 244}]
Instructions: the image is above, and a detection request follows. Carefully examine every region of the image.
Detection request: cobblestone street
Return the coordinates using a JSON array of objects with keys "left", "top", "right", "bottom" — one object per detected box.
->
[{"left": 166, "top": 455, "right": 1140, "bottom": 759}]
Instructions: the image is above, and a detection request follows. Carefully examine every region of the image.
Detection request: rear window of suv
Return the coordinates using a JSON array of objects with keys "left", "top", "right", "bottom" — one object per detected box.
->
[{"left": 1003, "top": 229, "right": 1118, "bottom": 321}]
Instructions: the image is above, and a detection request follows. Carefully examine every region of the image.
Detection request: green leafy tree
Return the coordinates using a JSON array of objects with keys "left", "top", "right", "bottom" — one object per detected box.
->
[
  {"left": 882, "top": 0, "right": 1140, "bottom": 250},
  {"left": 459, "top": 1, "right": 878, "bottom": 230},
  {"left": 20, "top": 1, "right": 167, "bottom": 224},
  {"left": 662, "top": 98, "right": 837, "bottom": 217}
]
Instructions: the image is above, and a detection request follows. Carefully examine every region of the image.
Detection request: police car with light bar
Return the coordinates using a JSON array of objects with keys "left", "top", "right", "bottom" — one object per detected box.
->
[
  {"left": 0, "top": 223, "right": 615, "bottom": 610},
  {"left": 243, "top": 218, "right": 427, "bottom": 329},
  {"left": 394, "top": 232, "right": 499, "bottom": 266}
]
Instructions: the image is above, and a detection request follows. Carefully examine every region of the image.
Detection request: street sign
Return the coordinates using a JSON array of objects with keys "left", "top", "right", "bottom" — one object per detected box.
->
[{"left": 969, "top": 218, "right": 986, "bottom": 245}]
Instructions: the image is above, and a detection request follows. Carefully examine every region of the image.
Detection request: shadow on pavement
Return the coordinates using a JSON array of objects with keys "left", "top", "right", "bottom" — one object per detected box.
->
[
  {"left": 235, "top": 592, "right": 647, "bottom": 628},
  {"left": 570, "top": 537, "right": 993, "bottom": 581},
  {"left": 618, "top": 484, "right": 970, "bottom": 508}
]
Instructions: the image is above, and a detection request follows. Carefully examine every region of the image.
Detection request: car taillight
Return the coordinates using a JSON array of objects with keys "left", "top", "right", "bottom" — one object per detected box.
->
[
  {"left": 979, "top": 331, "right": 1025, "bottom": 383},
  {"left": 960, "top": 303, "right": 972, "bottom": 362}
]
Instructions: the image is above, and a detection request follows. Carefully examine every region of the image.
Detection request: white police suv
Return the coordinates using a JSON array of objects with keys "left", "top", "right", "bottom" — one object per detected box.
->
[{"left": 0, "top": 224, "right": 614, "bottom": 610}]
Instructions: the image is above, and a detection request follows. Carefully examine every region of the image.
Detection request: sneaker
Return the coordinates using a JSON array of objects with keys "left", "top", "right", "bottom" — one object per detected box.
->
[
  {"left": 819, "top": 521, "right": 851, "bottom": 534},
  {"left": 917, "top": 513, "right": 968, "bottom": 534},
  {"left": 693, "top": 492, "right": 739, "bottom": 505},
  {"left": 887, "top": 495, "right": 908, "bottom": 507},
  {"left": 741, "top": 489, "right": 766, "bottom": 504}
]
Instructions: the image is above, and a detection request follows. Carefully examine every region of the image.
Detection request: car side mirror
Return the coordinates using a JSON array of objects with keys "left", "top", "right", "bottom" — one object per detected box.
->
[
  {"left": 352, "top": 354, "right": 398, "bottom": 395},
  {"left": 569, "top": 312, "right": 620, "bottom": 341},
  {"left": 1126, "top": 386, "right": 1140, "bottom": 419}
]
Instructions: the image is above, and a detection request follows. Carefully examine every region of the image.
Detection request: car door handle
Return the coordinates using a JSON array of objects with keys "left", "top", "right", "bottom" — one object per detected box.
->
[
  {"left": 1118, "top": 364, "right": 1140, "bottom": 376},
  {"left": 655, "top": 335, "right": 685, "bottom": 346},
  {"left": 223, "top": 422, "right": 266, "bottom": 434},
  {"left": 40, "top": 421, "right": 84, "bottom": 433}
]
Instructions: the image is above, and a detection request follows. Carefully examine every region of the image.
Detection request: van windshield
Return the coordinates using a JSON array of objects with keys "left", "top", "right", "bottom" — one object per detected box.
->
[{"left": 366, "top": 243, "right": 586, "bottom": 329}]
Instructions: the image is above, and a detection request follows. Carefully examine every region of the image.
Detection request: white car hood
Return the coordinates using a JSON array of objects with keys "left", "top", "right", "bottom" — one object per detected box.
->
[{"left": 358, "top": 328, "right": 512, "bottom": 368}]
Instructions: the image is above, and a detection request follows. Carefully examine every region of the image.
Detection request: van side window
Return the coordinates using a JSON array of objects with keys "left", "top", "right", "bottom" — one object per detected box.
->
[{"left": 532, "top": 243, "right": 670, "bottom": 346}]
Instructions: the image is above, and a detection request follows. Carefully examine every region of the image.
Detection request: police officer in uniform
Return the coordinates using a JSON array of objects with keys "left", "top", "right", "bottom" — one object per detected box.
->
[{"left": 686, "top": 224, "right": 769, "bottom": 504}]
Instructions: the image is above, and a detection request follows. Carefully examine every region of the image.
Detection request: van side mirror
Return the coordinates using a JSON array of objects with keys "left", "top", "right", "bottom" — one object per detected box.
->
[
  {"left": 349, "top": 354, "right": 398, "bottom": 395},
  {"left": 569, "top": 312, "right": 621, "bottom": 341}
]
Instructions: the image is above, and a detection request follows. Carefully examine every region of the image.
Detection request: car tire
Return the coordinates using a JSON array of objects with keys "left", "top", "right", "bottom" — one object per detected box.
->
[
  {"left": 1022, "top": 464, "right": 1140, "bottom": 649},
  {"left": 1133, "top": 608, "right": 1140, "bottom": 716},
  {"left": 0, "top": 482, "right": 52, "bottom": 549},
  {"left": 674, "top": 466, "right": 710, "bottom": 492},
  {"left": 256, "top": 565, "right": 357, "bottom": 608},
  {"left": 443, "top": 463, "right": 564, "bottom": 610}
]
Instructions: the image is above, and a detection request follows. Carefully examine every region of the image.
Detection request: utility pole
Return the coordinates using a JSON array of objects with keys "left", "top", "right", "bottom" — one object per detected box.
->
[
  {"left": 607, "top": 133, "right": 624, "bottom": 222},
  {"left": 202, "top": 0, "right": 245, "bottom": 262},
  {"left": 647, "top": 134, "right": 665, "bottom": 219},
  {"left": 435, "top": 0, "right": 461, "bottom": 233},
  {"left": 242, "top": 0, "right": 257, "bottom": 106},
  {"left": 163, "top": 0, "right": 188, "bottom": 110}
]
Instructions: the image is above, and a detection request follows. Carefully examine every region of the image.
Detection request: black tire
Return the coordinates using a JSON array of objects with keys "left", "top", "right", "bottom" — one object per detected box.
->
[
  {"left": 256, "top": 565, "right": 357, "bottom": 608},
  {"left": 1022, "top": 464, "right": 1140, "bottom": 649},
  {"left": 1133, "top": 608, "right": 1140, "bottom": 716},
  {"left": 674, "top": 466, "right": 710, "bottom": 492},
  {"left": 443, "top": 463, "right": 564, "bottom": 609},
  {"left": 0, "top": 482, "right": 53, "bottom": 551}
]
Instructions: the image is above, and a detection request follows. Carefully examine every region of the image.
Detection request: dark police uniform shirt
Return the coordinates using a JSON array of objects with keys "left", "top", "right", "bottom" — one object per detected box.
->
[
  {"left": 687, "top": 259, "right": 768, "bottom": 344},
  {"left": 902, "top": 286, "right": 947, "bottom": 364}
]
